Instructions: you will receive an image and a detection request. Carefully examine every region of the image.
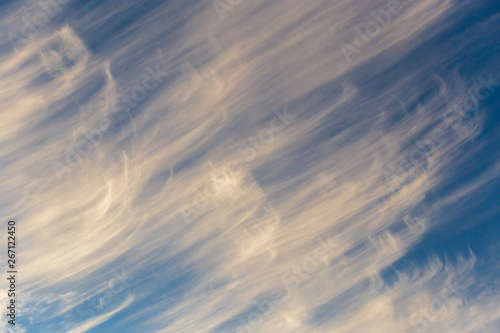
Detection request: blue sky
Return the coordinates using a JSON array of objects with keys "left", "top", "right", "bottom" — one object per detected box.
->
[{"left": 0, "top": 0, "right": 499, "bottom": 332}]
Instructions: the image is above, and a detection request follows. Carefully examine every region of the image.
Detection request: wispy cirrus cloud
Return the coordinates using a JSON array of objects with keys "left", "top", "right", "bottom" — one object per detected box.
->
[{"left": 0, "top": 0, "right": 499, "bottom": 332}]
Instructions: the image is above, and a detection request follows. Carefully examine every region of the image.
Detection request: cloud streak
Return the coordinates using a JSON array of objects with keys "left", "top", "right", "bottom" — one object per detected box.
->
[{"left": 0, "top": 0, "right": 499, "bottom": 332}]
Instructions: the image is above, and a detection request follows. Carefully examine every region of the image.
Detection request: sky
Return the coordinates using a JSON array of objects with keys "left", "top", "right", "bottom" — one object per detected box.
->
[{"left": 0, "top": 0, "right": 499, "bottom": 332}]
